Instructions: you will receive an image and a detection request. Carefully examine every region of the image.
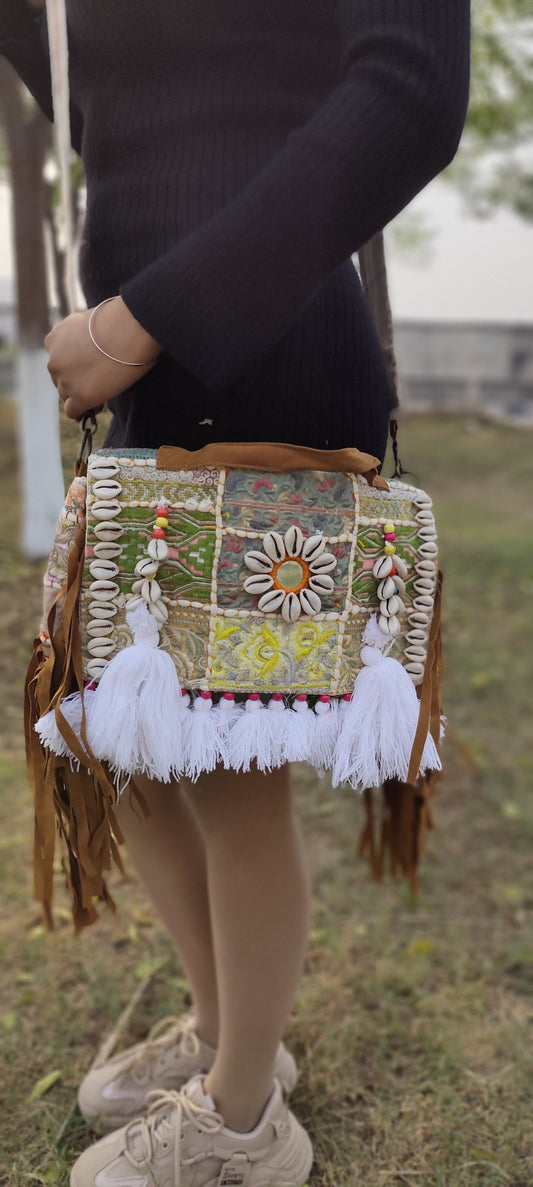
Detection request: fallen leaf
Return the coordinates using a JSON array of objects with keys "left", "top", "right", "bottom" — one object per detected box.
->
[
  {"left": 471, "top": 1146, "right": 500, "bottom": 1162},
  {"left": 497, "top": 883, "right": 524, "bottom": 905},
  {"left": 134, "top": 956, "right": 167, "bottom": 980},
  {"left": 405, "top": 938, "right": 434, "bottom": 958},
  {"left": 27, "top": 1162, "right": 65, "bottom": 1183},
  {"left": 28, "top": 1069, "right": 62, "bottom": 1100},
  {"left": 501, "top": 801, "right": 520, "bottom": 819},
  {"left": 131, "top": 906, "right": 154, "bottom": 927}
]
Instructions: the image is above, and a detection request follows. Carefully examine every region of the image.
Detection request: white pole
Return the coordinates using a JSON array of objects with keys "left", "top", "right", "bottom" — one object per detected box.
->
[{"left": 17, "top": 346, "right": 65, "bottom": 558}]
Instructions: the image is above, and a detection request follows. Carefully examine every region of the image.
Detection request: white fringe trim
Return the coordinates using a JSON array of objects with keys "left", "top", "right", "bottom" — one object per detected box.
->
[{"left": 35, "top": 609, "right": 441, "bottom": 791}]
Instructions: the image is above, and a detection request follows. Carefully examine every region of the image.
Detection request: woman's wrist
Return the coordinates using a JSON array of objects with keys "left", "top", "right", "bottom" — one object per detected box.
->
[{"left": 90, "top": 296, "right": 162, "bottom": 367}]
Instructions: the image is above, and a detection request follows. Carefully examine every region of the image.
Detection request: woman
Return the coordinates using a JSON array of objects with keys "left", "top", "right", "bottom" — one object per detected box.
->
[{"left": 2, "top": 2, "right": 470, "bottom": 1184}]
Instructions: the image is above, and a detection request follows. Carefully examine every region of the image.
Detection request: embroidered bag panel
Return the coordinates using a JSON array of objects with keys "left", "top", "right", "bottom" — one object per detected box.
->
[{"left": 79, "top": 449, "right": 437, "bottom": 695}]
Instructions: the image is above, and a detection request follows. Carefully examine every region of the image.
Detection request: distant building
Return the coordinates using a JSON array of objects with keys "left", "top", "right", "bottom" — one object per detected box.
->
[{"left": 394, "top": 320, "right": 533, "bottom": 424}]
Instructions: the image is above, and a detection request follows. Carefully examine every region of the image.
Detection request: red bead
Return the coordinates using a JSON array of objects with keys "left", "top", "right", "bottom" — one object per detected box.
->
[
  {"left": 223, "top": 691, "right": 235, "bottom": 701},
  {"left": 295, "top": 693, "right": 307, "bottom": 702},
  {"left": 200, "top": 689, "right": 211, "bottom": 699},
  {"left": 271, "top": 692, "right": 284, "bottom": 701},
  {"left": 389, "top": 566, "right": 397, "bottom": 576},
  {"left": 181, "top": 689, "right": 189, "bottom": 698},
  {"left": 343, "top": 693, "right": 352, "bottom": 702},
  {"left": 156, "top": 506, "right": 168, "bottom": 518},
  {"left": 319, "top": 694, "right": 330, "bottom": 703},
  {"left": 153, "top": 526, "right": 165, "bottom": 538},
  {"left": 249, "top": 692, "right": 261, "bottom": 701},
  {"left": 384, "top": 532, "right": 396, "bottom": 542}
]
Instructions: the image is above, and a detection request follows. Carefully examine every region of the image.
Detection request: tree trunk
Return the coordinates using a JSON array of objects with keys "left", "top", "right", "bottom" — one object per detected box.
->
[
  {"left": 45, "top": 179, "right": 69, "bottom": 321},
  {"left": 0, "top": 60, "right": 65, "bottom": 558}
]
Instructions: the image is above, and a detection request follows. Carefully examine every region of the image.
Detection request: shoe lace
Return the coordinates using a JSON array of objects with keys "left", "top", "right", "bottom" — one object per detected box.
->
[
  {"left": 130, "top": 1016, "right": 201, "bottom": 1083},
  {"left": 123, "top": 1086, "right": 224, "bottom": 1186}
]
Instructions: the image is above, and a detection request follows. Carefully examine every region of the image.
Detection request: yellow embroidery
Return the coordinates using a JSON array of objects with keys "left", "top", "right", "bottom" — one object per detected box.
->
[
  {"left": 292, "top": 620, "right": 336, "bottom": 659},
  {"left": 234, "top": 620, "right": 284, "bottom": 680}
]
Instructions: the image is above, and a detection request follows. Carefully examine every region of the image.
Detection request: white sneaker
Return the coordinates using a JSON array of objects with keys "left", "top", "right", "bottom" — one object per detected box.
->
[
  {"left": 71, "top": 1075, "right": 313, "bottom": 1187},
  {"left": 78, "top": 1015, "right": 299, "bottom": 1132}
]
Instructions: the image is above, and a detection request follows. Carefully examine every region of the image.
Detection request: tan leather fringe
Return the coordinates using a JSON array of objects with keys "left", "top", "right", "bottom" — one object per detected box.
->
[
  {"left": 24, "top": 520, "right": 126, "bottom": 932},
  {"left": 407, "top": 569, "right": 443, "bottom": 784},
  {"left": 358, "top": 774, "right": 439, "bottom": 894},
  {"left": 359, "top": 571, "right": 443, "bottom": 892},
  {"left": 156, "top": 441, "right": 389, "bottom": 490}
]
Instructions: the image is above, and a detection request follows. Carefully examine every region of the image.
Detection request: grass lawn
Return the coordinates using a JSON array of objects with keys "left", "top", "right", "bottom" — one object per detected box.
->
[{"left": 0, "top": 402, "right": 531, "bottom": 1186}]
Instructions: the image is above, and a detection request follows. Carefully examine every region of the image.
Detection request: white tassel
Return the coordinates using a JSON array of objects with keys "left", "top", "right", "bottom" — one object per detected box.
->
[
  {"left": 226, "top": 694, "right": 277, "bottom": 772},
  {"left": 215, "top": 692, "right": 245, "bottom": 750},
  {"left": 364, "top": 614, "right": 390, "bottom": 650},
  {"left": 332, "top": 616, "right": 441, "bottom": 790},
  {"left": 265, "top": 693, "right": 290, "bottom": 767},
  {"left": 183, "top": 692, "right": 226, "bottom": 782},
  {"left": 282, "top": 695, "right": 315, "bottom": 763},
  {"left": 309, "top": 695, "right": 339, "bottom": 770},
  {"left": 35, "top": 688, "right": 96, "bottom": 761},
  {"left": 86, "top": 604, "right": 187, "bottom": 783}
]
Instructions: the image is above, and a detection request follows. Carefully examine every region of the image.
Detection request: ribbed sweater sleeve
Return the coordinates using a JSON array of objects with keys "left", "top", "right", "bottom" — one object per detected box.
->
[
  {"left": 0, "top": 0, "right": 53, "bottom": 118},
  {"left": 121, "top": 0, "right": 470, "bottom": 390}
]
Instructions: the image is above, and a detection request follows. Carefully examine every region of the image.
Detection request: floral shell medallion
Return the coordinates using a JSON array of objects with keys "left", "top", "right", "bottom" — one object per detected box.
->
[{"left": 243, "top": 527, "right": 337, "bottom": 622}]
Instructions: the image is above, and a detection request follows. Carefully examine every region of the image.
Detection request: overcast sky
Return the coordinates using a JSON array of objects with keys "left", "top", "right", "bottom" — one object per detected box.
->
[{"left": 1, "top": 177, "right": 532, "bottom": 324}]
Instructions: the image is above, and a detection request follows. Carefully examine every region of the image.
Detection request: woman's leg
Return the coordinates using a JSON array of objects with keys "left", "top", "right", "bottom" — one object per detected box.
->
[
  {"left": 114, "top": 764, "right": 311, "bottom": 1133},
  {"left": 183, "top": 764, "right": 311, "bottom": 1133},
  {"left": 114, "top": 776, "right": 219, "bottom": 1046}
]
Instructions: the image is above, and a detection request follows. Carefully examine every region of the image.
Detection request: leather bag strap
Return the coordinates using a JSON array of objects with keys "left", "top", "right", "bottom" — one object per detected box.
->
[{"left": 156, "top": 441, "right": 389, "bottom": 489}]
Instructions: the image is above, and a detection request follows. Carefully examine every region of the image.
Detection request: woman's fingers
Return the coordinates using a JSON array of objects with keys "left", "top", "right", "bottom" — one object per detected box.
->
[
  {"left": 43, "top": 303, "right": 160, "bottom": 414},
  {"left": 63, "top": 391, "right": 102, "bottom": 420}
]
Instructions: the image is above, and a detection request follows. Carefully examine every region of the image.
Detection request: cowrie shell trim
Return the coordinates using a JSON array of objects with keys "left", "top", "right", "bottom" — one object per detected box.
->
[
  {"left": 93, "top": 541, "right": 123, "bottom": 560},
  {"left": 88, "top": 601, "right": 118, "bottom": 619},
  {"left": 419, "top": 541, "right": 439, "bottom": 558},
  {"left": 89, "top": 580, "right": 120, "bottom": 599},
  {"left": 89, "top": 560, "right": 119, "bottom": 580},
  {"left": 93, "top": 521, "right": 124, "bottom": 541},
  {"left": 87, "top": 620, "right": 114, "bottom": 637},
  {"left": 92, "top": 479, "right": 122, "bottom": 499},
  {"left": 91, "top": 501, "right": 121, "bottom": 520},
  {"left": 87, "top": 637, "right": 116, "bottom": 657},
  {"left": 86, "top": 657, "right": 109, "bottom": 678},
  {"left": 149, "top": 599, "right": 169, "bottom": 623}
]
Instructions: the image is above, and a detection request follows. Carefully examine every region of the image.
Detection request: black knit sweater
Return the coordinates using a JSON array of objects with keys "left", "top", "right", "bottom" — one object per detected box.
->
[{"left": 2, "top": 0, "right": 470, "bottom": 458}]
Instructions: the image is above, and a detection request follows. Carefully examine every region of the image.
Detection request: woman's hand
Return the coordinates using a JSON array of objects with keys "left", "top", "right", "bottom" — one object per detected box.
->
[{"left": 44, "top": 296, "right": 162, "bottom": 420}]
